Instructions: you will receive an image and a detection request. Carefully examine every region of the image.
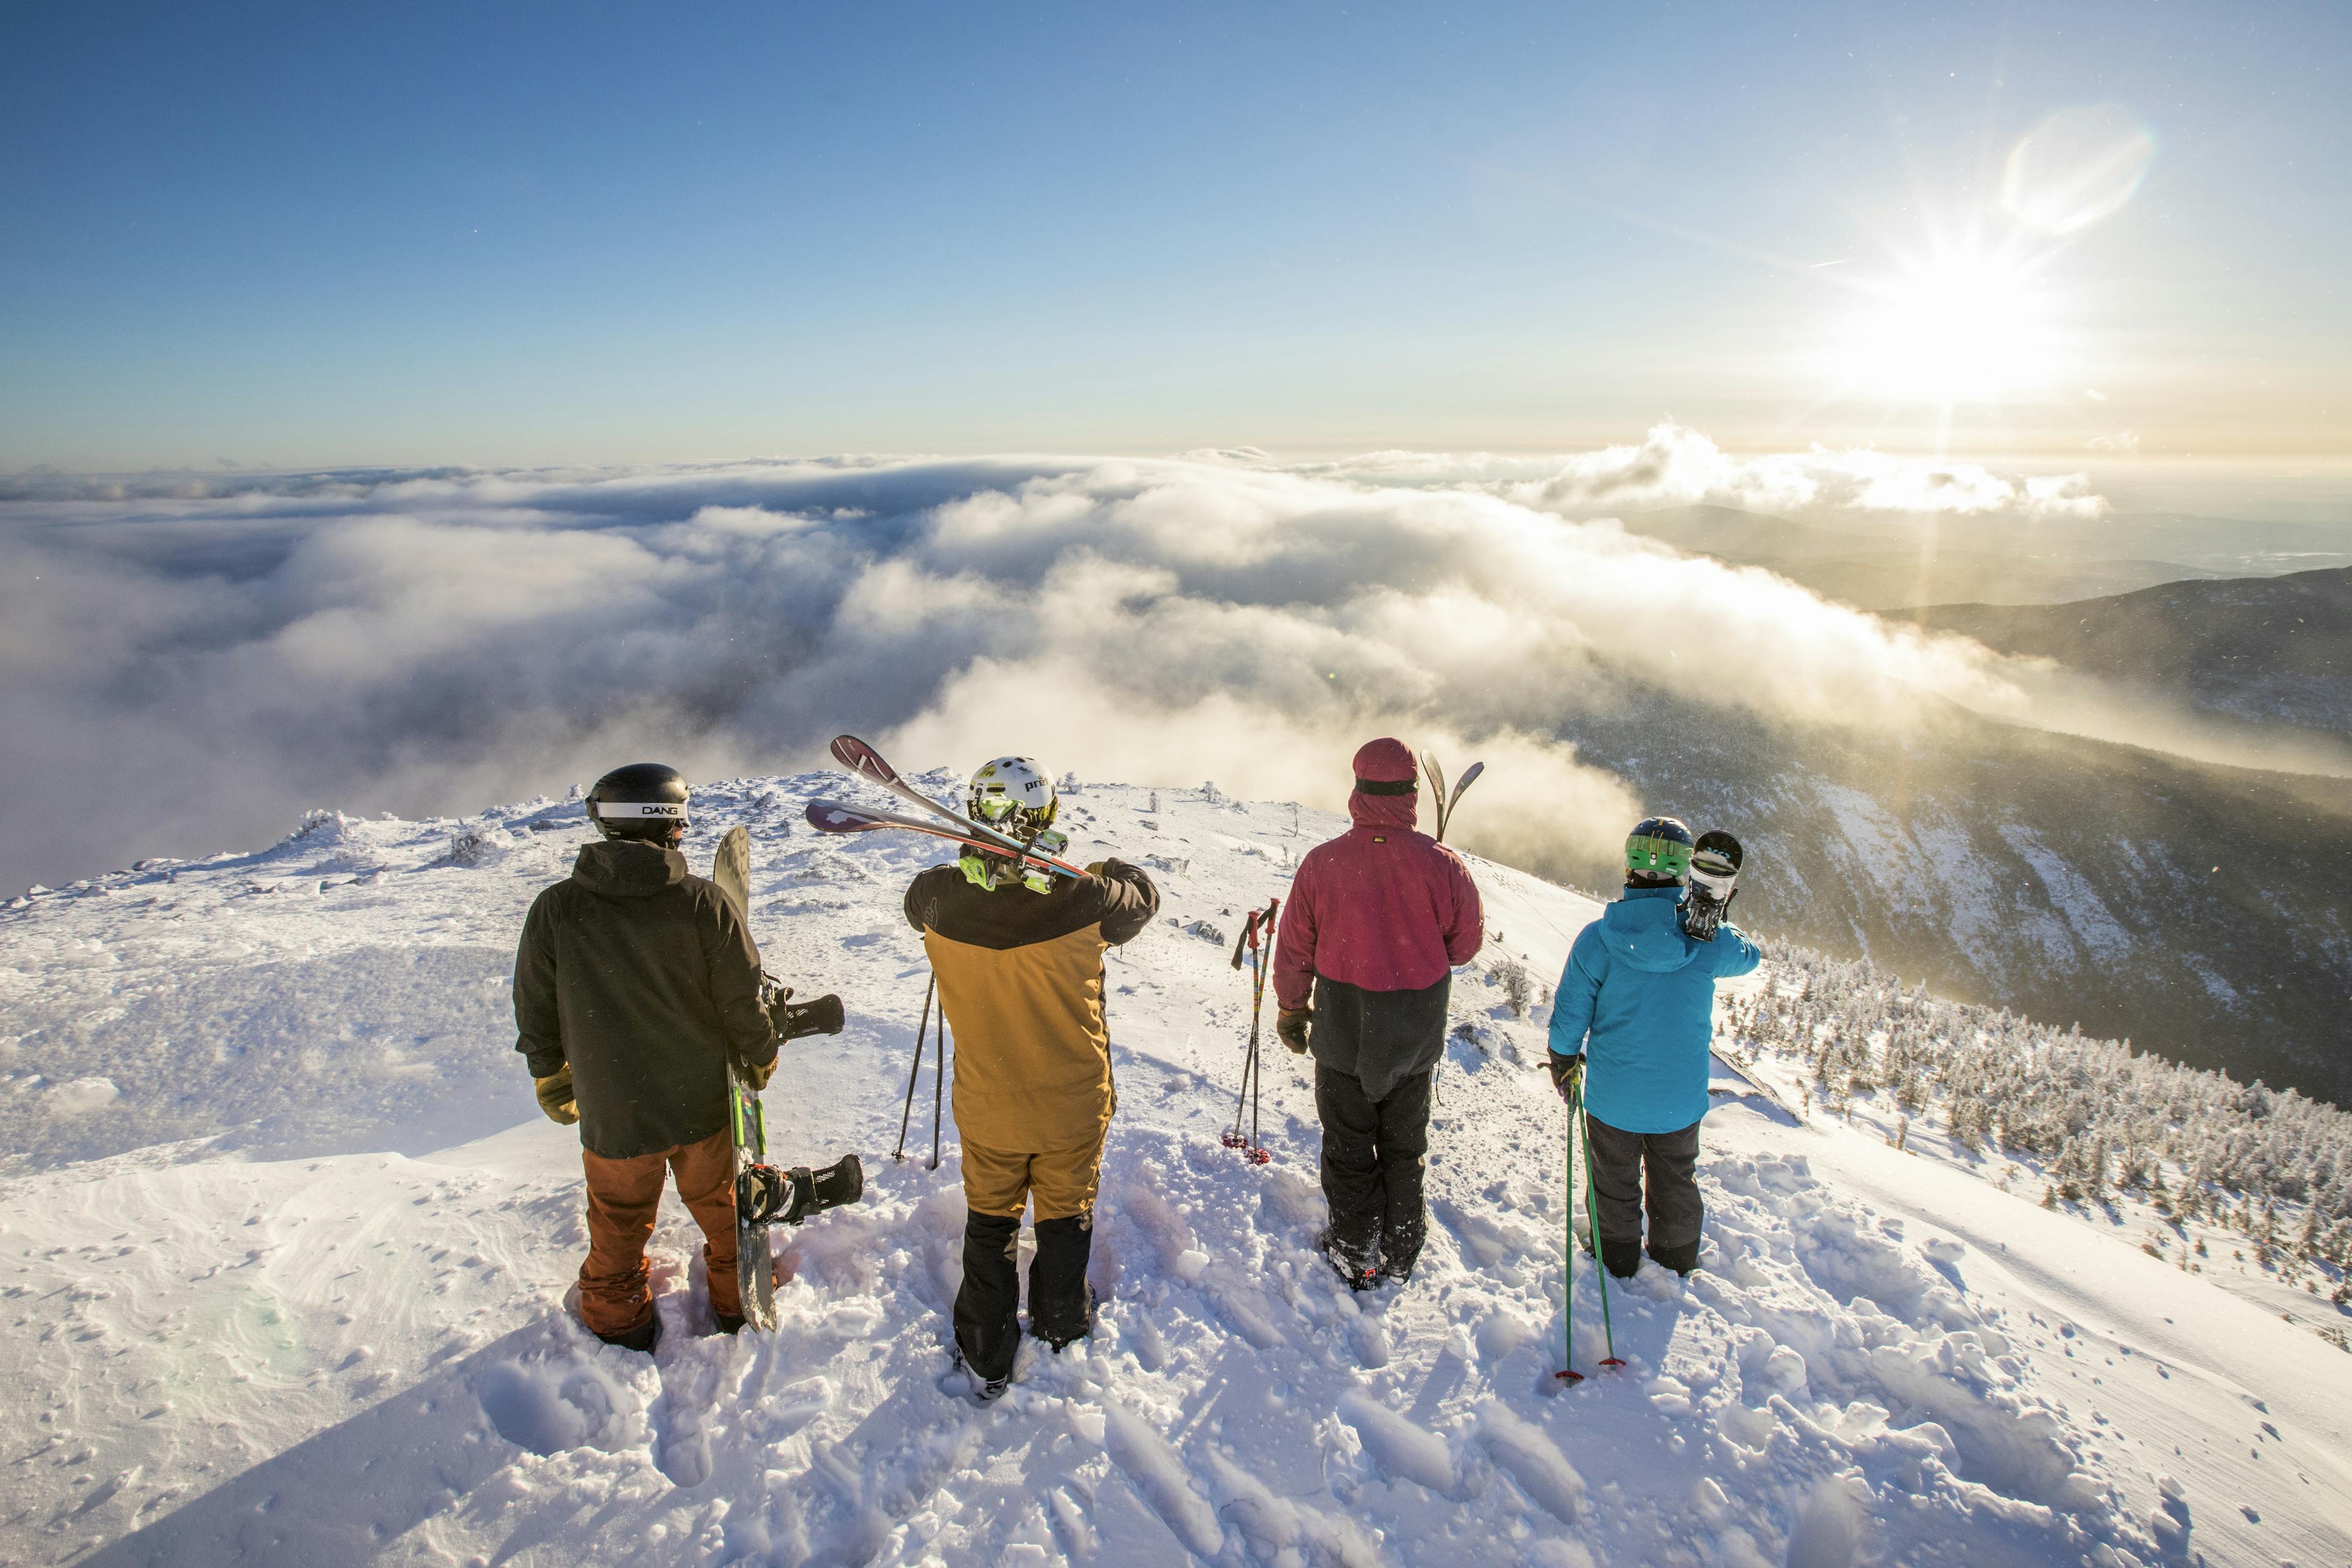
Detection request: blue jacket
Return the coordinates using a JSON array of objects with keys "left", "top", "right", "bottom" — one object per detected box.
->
[{"left": 1548, "top": 886, "right": 1760, "bottom": 1134}]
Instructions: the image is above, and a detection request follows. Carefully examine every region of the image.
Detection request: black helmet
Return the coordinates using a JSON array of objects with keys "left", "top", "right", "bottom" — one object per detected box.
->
[{"left": 587, "top": 763, "right": 690, "bottom": 843}]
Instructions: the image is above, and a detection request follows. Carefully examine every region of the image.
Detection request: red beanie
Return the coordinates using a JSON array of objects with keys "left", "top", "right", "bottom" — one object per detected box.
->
[{"left": 1352, "top": 737, "right": 1417, "bottom": 791}]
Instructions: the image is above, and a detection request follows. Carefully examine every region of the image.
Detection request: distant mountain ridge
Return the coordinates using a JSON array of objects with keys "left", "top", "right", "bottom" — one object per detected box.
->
[
  {"left": 1904, "top": 565, "right": 2352, "bottom": 737},
  {"left": 1618, "top": 505, "right": 2226, "bottom": 609},
  {"left": 1618, "top": 503, "right": 2352, "bottom": 611},
  {"left": 1506, "top": 687, "right": 2352, "bottom": 1109}
]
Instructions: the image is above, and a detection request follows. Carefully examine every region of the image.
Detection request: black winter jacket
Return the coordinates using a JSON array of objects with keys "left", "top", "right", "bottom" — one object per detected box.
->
[{"left": 514, "top": 840, "right": 775, "bottom": 1158}]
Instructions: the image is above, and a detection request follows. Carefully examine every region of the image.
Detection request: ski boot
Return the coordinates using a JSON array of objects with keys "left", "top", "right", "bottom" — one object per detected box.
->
[{"left": 1319, "top": 1229, "right": 1381, "bottom": 1292}]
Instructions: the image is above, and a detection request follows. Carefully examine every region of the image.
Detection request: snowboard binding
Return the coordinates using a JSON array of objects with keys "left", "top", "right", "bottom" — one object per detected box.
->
[
  {"left": 736, "top": 1153, "right": 865, "bottom": 1229},
  {"left": 1680, "top": 831, "right": 1743, "bottom": 943},
  {"left": 763, "top": 976, "right": 846, "bottom": 1042}
]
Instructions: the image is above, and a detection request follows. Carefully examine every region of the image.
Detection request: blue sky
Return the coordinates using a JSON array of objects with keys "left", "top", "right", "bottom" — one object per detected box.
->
[{"left": 4, "top": 1, "right": 2346, "bottom": 469}]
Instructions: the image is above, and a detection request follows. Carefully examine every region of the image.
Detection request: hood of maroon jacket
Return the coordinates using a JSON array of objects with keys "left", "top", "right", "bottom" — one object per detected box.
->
[{"left": 1272, "top": 745, "right": 1483, "bottom": 1009}]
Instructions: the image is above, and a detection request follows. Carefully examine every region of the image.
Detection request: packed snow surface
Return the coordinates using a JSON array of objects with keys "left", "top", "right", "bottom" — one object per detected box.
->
[{"left": 2, "top": 775, "right": 2346, "bottom": 1567}]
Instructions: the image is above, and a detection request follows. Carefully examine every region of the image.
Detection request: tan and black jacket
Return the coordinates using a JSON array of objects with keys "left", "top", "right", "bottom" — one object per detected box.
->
[{"left": 904, "top": 859, "right": 1158, "bottom": 1153}]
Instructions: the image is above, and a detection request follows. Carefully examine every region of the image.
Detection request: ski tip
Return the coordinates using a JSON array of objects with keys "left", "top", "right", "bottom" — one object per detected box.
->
[
  {"left": 829, "top": 734, "right": 893, "bottom": 782},
  {"left": 805, "top": 797, "right": 891, "bottom": 834}
]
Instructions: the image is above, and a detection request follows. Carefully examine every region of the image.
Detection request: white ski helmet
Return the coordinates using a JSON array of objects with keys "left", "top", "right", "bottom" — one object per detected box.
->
[{"left": 967, "top": 755, "right": 1057, "bottom": 840}]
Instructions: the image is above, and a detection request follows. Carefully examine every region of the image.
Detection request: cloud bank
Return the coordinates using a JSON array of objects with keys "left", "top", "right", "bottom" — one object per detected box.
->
[{"left": 0, "top": 437, "right": 2324, "bottom": 893}]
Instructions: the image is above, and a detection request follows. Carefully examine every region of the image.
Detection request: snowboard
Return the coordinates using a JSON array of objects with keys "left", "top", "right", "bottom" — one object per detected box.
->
[
  {"left": 1681, "top": 830, "right": 1743, "bottom": 943},
  {"left": 711, "top": 824, "right": 780, "bottom": 1332}
]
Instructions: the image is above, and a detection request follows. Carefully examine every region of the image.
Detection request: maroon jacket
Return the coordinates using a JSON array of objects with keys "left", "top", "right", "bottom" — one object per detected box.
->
[{"left": 1275, "top": 751, "right": 1484, "bottom": 1011}]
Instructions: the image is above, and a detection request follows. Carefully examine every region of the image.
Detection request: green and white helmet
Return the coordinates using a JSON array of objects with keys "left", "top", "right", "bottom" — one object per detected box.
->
[
  {"left": 967, "top": 755, "right": 1057, "bottom": 842},
  {"left": 1624, "top": 815, "right": 1695, "bottom": 880}
]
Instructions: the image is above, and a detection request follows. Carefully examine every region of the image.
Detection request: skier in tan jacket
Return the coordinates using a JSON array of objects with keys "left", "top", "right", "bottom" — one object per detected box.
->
[{"left": 903, "top": 756, "right": 1157, "bottom": 1399}]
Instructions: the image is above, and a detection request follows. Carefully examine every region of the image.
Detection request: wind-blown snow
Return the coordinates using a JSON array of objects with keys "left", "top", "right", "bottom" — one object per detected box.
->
[{"left": 1, "top": 777, "right": 2345, "bottom": 1566}]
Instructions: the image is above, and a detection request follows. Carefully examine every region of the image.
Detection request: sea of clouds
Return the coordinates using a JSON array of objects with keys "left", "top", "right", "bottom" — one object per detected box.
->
[{"left": 1, "top": 427, "right": 2332, "bottom": 894}]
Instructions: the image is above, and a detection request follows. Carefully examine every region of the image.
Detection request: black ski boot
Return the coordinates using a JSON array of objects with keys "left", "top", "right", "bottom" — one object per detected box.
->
[
  {"left": 1319, "top": 1229, "right": 1380, "bottom": 1292},
  {"left": 951, "top": 1345, "right": 1012, "bottom": 1404},
  {"left": 1035, "top": 1287, "right": 1101, "bottom": 1353},
  {"left": 1600, "top": 1237, "right": 1644, "bottom": 1280},
  {"left": 1377, "top": 1219, "right": 1423, "bottom": 1287},
  {"left": 1648, "top": 1239, "right": 1700, "bottom": 1277}
]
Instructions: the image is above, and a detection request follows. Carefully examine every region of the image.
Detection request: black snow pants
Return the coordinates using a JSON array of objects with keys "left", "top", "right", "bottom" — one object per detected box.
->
[
  {"left": 1316, "top": 1065, "right": 1433, "bottom": 1278},
  {"left": 954, "top": 1212, "right": 1093, "bottom": 1382},
  {"left": 1584, "top": 1112, "right": 1703, "bottom": 1278}
]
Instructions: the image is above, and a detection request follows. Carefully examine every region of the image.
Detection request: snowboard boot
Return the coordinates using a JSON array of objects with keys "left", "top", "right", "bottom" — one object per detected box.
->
[
  {"left": 599, "top": 1311, "right": 663, "bottom": 1354},
  {"left": 713, "top": 1310, "right": 744, "bottom": 1336}
]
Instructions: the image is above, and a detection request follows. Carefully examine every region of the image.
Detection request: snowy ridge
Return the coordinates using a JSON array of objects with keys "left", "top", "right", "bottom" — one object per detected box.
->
[{"left": 2, "top": 777, "right": 2348, "bottom": 1566}]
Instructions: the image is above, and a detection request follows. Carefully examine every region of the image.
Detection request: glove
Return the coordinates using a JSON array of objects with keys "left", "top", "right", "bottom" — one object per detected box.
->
[
  {"left": 1276, "top": 1008, "right": 1312, "bottom": 1055},
  {"left": 741, "top": 1054, "right": 779, "bottom": 1091},
  {"left": 1545, "top": 1053, "right": 1584, "bottom": 1104},
  {"left": 534, "top": 1066, "right": 579, "bottom": 1125}
]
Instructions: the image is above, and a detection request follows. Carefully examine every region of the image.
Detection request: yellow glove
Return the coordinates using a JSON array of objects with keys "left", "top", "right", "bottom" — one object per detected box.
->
[
  {"left": 742, "top": 1054, "right": 779, "bottom": 1091},
  {"left": 534, "top": 1067, "right": 578, "bottom": 1125}
]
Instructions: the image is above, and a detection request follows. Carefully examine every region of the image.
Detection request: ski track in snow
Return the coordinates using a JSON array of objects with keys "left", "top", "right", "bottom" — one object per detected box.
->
[{"left": 1, "top": 775, "right": 2346, "bottom": 1567}]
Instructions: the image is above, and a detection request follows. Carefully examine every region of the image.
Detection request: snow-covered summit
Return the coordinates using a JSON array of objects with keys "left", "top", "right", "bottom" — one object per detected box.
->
[{"left": 1, "top": 775, "right": 2345, "bottom": 1566}]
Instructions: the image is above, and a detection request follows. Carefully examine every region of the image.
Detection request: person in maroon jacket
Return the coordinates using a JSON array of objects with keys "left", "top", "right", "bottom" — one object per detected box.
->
[{"left": 1274, "top": 738, "right": 1483, "bottom": 1289}]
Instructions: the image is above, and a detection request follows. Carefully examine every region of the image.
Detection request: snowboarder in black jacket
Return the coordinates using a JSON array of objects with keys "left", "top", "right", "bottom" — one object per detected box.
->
[{"left": 513, "top": 763, "right": 776, "bottom": 1351}]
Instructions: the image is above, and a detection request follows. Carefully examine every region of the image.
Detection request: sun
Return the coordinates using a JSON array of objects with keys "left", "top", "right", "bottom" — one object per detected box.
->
[{"left": 1826, "top": 247, "right": 2061, "bottom": 407}]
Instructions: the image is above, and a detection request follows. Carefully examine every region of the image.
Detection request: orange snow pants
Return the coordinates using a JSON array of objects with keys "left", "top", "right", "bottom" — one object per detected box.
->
[{"left": 577, "top": 1128, "right": 744, "bottom": 1336}]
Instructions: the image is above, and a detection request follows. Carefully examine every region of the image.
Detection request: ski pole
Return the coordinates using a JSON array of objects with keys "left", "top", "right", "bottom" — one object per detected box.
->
[
  {"left": 1577, "top": 1084, "right": 1626, "bottom": 1370},
  {"left": 1242, "top": 924, "right": 1265, "bottom": 1157},
  {"left": 929, "top": 999, "right": 946, "bottom": 1172},
  {"left": 1249, "top": 899, "right": 1276, "bottom": 1158},
  {"left": 1223, "top": 899, "right": 1278, "bottom": 1162},
  {"left": 1223, "top": 908, "right": 1262, "bottom": 1150},
  {"left": 894, "top": 975, "right": 934, "bottom": 1161},
  {"left": 1556, "top": 1102, "right": 1581, "bottom": 1385}
]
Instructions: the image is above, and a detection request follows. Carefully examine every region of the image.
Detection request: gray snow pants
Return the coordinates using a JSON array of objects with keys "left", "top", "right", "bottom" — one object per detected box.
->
[{"left": 1583, "top": 1113, "right": 1703, "bottom": 1277}]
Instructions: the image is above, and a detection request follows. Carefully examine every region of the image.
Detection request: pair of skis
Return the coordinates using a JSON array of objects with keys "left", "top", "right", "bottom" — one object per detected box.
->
[
  {"left": 806, "top": 734, "right": 1087, "bottom": 880},
  {"left": 1221, "top": 899, "right": 1281, "bottom": 1163},
  {"left": 1419, "top": 751, "right": 1485, "bottom": 844}
]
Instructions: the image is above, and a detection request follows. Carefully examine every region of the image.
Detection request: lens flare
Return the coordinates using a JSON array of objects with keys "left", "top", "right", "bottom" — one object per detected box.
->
[{"left": 2002, "top": 104, "right": 2158, "bottom": 237}]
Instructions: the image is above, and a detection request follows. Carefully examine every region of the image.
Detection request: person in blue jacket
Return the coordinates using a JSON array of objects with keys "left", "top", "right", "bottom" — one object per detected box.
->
[{"left": 1546, "top": 816, "right": 1760, "bottom": 1278}]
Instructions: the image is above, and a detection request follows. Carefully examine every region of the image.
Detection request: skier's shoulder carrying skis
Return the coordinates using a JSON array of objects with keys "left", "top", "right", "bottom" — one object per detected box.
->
[{"left": 905, "top": 857, "right": 1158, "bottom": 951}]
